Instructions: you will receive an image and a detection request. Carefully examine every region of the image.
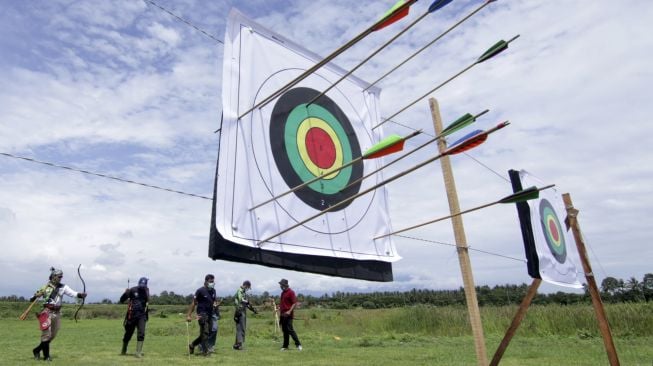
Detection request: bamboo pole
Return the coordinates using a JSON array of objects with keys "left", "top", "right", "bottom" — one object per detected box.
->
[
  {"left": 19, "top": 297, "right": 39, "bottom": 320},
  {"left": 562, "top": 193, "right": 620, "bottom": 366},
  {"left": 430, "top": 98, "right": 488, "bottom": 366},
  {"left": 489, "top": 278, "right": 541, "bottom": 366}
]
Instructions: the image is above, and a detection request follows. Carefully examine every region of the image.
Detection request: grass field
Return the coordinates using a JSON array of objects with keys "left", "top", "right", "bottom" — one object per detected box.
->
[{"left": 0, "top": 302, "right": 651, "bottom": 365}]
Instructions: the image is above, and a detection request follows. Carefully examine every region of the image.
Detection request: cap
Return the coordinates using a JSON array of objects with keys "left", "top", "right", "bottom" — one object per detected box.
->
[
  {"left": 279, "top": 279, "right": 289, "bottom": 287},
  {"left": 138, "top": 277, "right": 148, "bottom": 287}
]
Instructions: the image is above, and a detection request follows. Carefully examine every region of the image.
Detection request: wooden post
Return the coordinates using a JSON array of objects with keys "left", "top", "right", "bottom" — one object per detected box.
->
[
  {"left": 562, "top": 193, "right": 620, "bottom": 366},
  {"left": 489, "top": 278, "right": 541, "bottom": 366},
  {"left": 430, "top": 98, "right": 488, "bottom": 366}
]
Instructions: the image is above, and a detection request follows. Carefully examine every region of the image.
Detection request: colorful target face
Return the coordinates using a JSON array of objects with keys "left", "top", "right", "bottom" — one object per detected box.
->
[
  {"left": 269, "top": 87, "right": 363, "bottom": 211},
  {"left": 538, "top": 198, "right": 567, "bottom": 263}
]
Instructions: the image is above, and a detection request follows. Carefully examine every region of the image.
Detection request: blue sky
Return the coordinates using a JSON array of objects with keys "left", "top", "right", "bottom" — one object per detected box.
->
[{"left": 1, "top": 0, "right": 652, "bottom": 302}]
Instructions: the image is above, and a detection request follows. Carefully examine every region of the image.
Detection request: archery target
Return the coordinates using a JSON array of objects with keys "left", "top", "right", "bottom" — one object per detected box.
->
[
  {"left": 538, "top": 198, "right": 567, "bottom": 263},
  {"left": 270, "top": 87, "right": 363, "bottom": 210},
  {"left": 246, "top": 68, "right": 379, "bottom": 235},
  {"left": 214, "top": 8, "right": 399, "bottom": 271}
]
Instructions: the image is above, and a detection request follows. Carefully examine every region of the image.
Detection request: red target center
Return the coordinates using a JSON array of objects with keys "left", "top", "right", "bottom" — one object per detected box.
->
[
  {"left": 548, "top": 219, "right": 560, "bottom": 243},
  {"left": 305, "top": 127, "right": 336, "bottom": 169}
]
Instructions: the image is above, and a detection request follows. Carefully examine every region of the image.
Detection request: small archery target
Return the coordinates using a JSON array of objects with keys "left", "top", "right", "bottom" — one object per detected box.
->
[
  {"left": 538, "top": 198, "right": 567, "bottom": 263},
  {"left": 270, "top": 87, "right": 363, "bottom": 211}
]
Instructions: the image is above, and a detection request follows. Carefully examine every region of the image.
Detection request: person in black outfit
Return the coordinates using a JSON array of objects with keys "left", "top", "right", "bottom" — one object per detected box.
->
[
  {"left": 186, "top": 274, "right": 217, "bottom": 356},
  {"left": 119, "top": 277, "right": 150, "bottom": 358}
]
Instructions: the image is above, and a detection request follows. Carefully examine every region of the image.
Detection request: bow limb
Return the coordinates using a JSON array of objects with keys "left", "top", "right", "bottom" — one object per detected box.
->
[{"left": 74, "top": 264, "right": 86, "bottom": 322}]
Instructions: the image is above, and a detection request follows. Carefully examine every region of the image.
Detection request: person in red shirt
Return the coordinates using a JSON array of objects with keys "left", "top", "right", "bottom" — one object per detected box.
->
[{"left": 278, "top": 278, "right": 302, "bottom": 351}]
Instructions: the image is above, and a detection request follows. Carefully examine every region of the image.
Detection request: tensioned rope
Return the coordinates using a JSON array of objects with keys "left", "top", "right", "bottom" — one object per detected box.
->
[
  {"left": 1, "top": 150, "right": 533, "bottom": 264},
  {"left": 395, "top": 234, "right": 526, "bottom": 263},
  {"left": 0, "top": 152, "right": 211, "bottom": 200},
  {"left": 145, "top": 0, "right": 224, "bottom": 45}
]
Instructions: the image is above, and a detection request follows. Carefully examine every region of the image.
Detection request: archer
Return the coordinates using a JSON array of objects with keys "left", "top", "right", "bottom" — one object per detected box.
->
[{"left": 26, "top": 267, "right": 87, "bottom": 362}]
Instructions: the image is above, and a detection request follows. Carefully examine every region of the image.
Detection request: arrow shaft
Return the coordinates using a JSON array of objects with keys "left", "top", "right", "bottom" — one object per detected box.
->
[
  {"left": 250, "top": 130, "right": 420, "bottom": 211},
  {"left": 341, "top": 133, "right": 442, "bottom": 193},
  {"left": 376, "top": 200, "right": 498, "bottom": 239},
  {"left": 375, "top": 184, "right": 556, "bottom": 239},
  {"left": 249, "top": 156, "right": 363, "bottom": 211},
  {"left": 258, "top": 121, "right": 506, "bottom": 246},
  {"left": 366, "top": 0, "right": 492, "bottom": 90},
  {"left": 238, "top": 0, "right": 417, "bottom": 120},
  {"left": 342, "top": 109, "right": 487, "bottom": 192},
  {"left": 308, "top": 11, "right": 430, "bottom": 106},
  {"left": 258, "top": 149, "right": 449, "bottom": 247},
  {"left": 374, "top": 62, "right": 477, "bottom": 129}
]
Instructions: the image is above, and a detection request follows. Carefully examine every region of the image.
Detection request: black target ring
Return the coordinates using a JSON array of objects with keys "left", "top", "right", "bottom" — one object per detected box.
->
[{"left": 270, "top": 87, "right": 363, "bottom": 211}]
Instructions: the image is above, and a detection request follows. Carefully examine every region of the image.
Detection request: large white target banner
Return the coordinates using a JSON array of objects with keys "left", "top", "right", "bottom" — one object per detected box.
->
[{"left": 210, "top": 9, "right": 399, "bottom": 281}]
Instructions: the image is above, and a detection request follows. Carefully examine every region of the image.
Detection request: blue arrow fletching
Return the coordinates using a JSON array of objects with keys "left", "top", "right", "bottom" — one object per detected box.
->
[
  {"left": 449, "top": 129, "right": 483, "bottom": 147},
  {"left": 429, "top": 0, "right": 454, "bottom": 13}
]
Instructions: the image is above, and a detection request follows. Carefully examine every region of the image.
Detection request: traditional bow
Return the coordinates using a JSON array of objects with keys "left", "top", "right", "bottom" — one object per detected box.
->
[{"left": 73, "top": 264, "right": 86, "bottom": 322}]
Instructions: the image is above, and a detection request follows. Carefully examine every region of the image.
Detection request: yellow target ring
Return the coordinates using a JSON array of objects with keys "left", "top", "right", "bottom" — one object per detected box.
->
[{"left": 296, "top": 117, "right": 343, "bottom": 179}]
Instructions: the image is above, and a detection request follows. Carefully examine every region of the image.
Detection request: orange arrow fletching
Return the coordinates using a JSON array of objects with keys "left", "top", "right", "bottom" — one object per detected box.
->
[
  {"left": 445, "top": 130, "right": 488, "bottom": 155},
  {"left": 373, "top": 0, "right": 414, "bottom": 31},
  {"left": 364, "top": 134, "right": 405, "bottom": 159}
]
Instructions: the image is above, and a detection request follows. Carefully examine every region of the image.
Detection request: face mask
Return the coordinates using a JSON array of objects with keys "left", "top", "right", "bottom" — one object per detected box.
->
[{"left": 207, "top": 282, "right": 215, "bottom": 289}]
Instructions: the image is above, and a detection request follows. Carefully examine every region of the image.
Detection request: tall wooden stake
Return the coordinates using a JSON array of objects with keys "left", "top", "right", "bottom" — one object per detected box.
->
[
  {"left": 430, "top": 98, "right": 488, "bottom": 366},
  {"left": 562, "top": 193, "right": 620, "bottom": 366},
  {"left": 489, "top": 278, "right": 541, "bottom": 366}
]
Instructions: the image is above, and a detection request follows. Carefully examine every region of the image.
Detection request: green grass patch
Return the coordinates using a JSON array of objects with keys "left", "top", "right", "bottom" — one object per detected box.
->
[{"left": 1, "top": 302, "right": 651, "bottom": 365}]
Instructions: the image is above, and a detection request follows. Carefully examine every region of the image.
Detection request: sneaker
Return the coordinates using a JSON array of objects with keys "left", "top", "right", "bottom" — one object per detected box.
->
[
  {"left": 188, "top": 344, "right": 194, "bottom": 355},
  {"left": 297, "top": 345, "right": 303, "bottom": 351},
  {"left": 32, "top": 349, "right": 40, "bottom": 360},
  {"left": 232, "top": 344, "right": 243, "bottom": 350},
  {"left": 280, "top": 347, "right": 288, "bottom": 351},
  {"left": 208, "top": 346, "right": 215, "bottom": 354}
]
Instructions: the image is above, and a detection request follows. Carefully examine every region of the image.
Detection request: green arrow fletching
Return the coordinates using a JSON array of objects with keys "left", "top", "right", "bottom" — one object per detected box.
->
[
  {"left": 477, "top": 35, "right": 520, "bottom": 63},
  {"left": 499, "top": 186, "right": 540, "bottom": 204},
  {"left": 477, "top": 40, "right": 508, "bottom": 63},
  {"left": 364, "top": 134, "right": 405, "bottom": 159},
  {"left": 441, "top": 113, "right": 474, "bottom": 137}
]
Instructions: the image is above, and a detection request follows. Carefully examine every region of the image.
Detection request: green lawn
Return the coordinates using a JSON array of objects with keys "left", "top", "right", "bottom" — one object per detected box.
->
[{"left": 0, "top": 304, "right": 651, "bottom": 365}]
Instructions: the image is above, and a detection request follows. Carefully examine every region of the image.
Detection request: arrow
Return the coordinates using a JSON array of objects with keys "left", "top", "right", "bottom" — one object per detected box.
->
[
  {"left": 446, "top": 120, "right": 509, "bottom": 153},
  {"left": 374, "top": 184, "right": 555, "bottom": 239},
  {"left": 338, "top": 109, "right": 488, "bottom": 193},
  {"left": 237, "top": 0, "right": 418, "bottom": 120},
  {"left": 249, "top": 130, "right": 422, "bottom": 211},
  {"left": 366, "top": 0, "right": 497, "bottom": 91},
  {"left": 257, "top": 119, "right": 507, "bottom": 247},
  {"left": 497, "top": 185, "right": 542, "bottom": 204},
  {"left": 373, "top": 34, "right": 519, "bottom": 129},
  {"left": 307, "top": 0, "right": 454, "bottom": 106}
]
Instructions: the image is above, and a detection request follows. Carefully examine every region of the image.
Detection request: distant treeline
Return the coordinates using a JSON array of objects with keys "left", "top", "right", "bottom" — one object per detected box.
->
[{"left": 3, "top": 274, "right": 651, "bottom": 308}]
